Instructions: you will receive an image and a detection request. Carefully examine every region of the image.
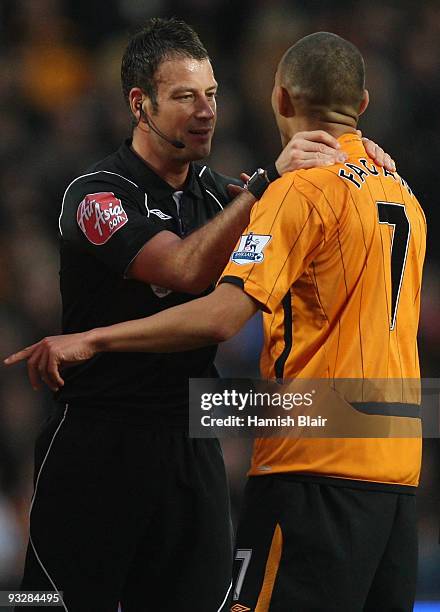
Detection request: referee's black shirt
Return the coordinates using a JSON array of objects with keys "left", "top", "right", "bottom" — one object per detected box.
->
[{"left": 57, "top": 139, "right": 238, "bottom": 421}]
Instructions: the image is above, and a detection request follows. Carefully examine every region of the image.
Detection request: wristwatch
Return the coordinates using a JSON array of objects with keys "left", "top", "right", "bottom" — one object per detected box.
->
[{"left": 246, "top": 163, "right": 280, "bottom": 199}]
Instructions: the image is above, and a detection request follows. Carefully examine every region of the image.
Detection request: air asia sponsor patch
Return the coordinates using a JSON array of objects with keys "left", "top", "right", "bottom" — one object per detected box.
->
[
  {"left": 231, "top": 232, "right": 271, "bottom": 265},
  {"left": 77, "top": 192, "right": 128, "bottom": 245}
]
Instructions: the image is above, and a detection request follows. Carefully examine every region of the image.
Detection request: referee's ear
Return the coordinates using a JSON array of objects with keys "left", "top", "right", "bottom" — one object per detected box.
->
[
  {"left": 358, "top": 89, "right": 369, "bottom": 117},
  {"left": 129, "top": 87, "right": 144, "bottom": 122}
]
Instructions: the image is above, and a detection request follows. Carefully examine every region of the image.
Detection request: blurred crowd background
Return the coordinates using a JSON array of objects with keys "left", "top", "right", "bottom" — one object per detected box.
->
[{"left": 0, "top": 0, "right": 439, "bottom": 602}]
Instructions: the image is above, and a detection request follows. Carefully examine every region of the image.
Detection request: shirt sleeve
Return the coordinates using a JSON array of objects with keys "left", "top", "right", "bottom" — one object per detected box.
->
[
  {"left": 60, "top": 175, "right": 169, "bottom": 277},
  {"left": 219, "top": 174, "right": 326, "bottom": 313}
]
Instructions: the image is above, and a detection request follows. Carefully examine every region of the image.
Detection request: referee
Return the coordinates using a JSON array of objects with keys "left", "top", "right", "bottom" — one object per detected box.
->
[{"left": 4, "top": 18, "right": 359, "bottom": 612}]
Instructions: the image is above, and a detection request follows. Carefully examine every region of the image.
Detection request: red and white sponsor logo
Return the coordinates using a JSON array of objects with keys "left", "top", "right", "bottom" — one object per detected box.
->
[{"left": 77, "top": 192, "right": 128, "bottom": 245}]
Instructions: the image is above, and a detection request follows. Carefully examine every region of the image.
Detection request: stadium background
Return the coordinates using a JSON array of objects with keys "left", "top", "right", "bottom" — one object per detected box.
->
[{"left": 0, "top": 0, "right": 438, "bottom": 606}]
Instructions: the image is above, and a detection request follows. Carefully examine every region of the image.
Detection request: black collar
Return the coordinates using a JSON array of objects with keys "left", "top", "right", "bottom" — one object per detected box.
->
[{"left": 117, "top": 139, "right": 203, "bottom": 201}]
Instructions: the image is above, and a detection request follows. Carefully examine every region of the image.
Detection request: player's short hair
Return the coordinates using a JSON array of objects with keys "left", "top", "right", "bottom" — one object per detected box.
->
[
  {"left": 121, "top": 17, "right": 209, "bottom": 111},
  {"left": 280, "top": 32, "right": 365, "bottom": 110}
]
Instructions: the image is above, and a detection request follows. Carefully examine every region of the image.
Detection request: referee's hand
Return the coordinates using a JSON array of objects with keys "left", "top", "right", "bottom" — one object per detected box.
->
[
  {"left": 4, "top": 332, "right": 97, "bottom": 392},
  {"left": 227, "top": 172, "right": 250, "bottom": 198},
  {"left": 274, "top": 130, "right": 396, "bottom": 175},
  {"left": 358, "top": 130, "right": 396, "bottom": 171},
  {"left": 275, "top": 130, "right": 347, "bottom": 174}
]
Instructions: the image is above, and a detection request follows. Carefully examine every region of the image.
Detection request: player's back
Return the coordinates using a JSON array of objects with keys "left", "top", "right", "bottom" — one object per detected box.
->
[{"left": 281, "top": 133, "right": 426, "bottom": 383}]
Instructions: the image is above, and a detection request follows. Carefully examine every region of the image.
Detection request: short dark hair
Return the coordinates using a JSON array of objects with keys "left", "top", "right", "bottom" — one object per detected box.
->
[
  {"left": 280, "top": 32, "right": 365, "bottom": 110},
  {"left": 121, "top": 17, "right": 209, "bottom": 112}
]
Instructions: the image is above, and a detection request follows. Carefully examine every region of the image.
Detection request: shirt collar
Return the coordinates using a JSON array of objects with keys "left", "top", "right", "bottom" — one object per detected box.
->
[
  {"left": 117, "top": 139, "right": 203, "bottom": 201},
  {"left": 337, "top": 132, "right": 366, "bottom": 157}
]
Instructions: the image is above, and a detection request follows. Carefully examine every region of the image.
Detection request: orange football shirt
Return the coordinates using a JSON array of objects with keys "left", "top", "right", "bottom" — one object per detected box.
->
[{"left": 220, "top": 133, "right": 426, "bottom": 486}]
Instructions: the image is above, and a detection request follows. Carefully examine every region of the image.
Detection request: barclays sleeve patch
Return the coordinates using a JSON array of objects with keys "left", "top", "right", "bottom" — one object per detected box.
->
[{"left": 231, "top": 233, "right": 272, "bottom": 265}]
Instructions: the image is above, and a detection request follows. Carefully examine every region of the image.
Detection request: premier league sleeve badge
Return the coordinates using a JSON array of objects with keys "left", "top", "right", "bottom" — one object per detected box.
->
[{"left": 231, "top": 233, "right": 272, "bottom": 265}]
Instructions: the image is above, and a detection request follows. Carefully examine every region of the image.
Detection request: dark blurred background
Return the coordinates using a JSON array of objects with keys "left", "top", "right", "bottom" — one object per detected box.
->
[{"left": 0, "top": 0, "right": 439, "bottom": 603}]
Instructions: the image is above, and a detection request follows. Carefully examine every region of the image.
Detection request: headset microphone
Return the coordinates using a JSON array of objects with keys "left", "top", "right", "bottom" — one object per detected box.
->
[{"left": 137, "top": 104, "right": 185, "bottom": 149}]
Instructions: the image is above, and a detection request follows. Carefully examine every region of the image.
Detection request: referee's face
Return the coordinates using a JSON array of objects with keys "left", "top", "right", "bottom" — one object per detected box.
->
[{"left": 151, "top": 56, "right": 217, "bottom": 160}]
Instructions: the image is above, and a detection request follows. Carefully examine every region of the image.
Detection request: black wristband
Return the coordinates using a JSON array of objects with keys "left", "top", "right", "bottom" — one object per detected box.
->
[
  {"left": 246, "top": 164, "right": 281, "bottom": 199},
  {"left": 265, "top": 162, "right": 280, "bottom": 182},
  {"left": 246, "top": 168, "right": 269, "bottom": 199}
]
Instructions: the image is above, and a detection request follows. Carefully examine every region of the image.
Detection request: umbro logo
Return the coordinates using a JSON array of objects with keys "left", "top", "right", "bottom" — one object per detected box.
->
[
  {"left": 150, "top": 208, "right": 172, "bottom": 220},
  {"left": 143, "top": 194, "right": 172, "bottom": 220},
  {"left": 231, "top": 605, "right": 251, "bottom": 612}
]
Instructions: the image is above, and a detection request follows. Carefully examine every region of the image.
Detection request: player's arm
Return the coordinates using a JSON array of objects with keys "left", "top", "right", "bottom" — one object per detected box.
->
[
  {"left": 3, "top": 173, "right": 327, "bottom": 391},
  {"left": 127, "top": 132, "right": 392, "bottom": 293},
  {"left": 4, "top": 284, "right": 256, "bottom": 391}
]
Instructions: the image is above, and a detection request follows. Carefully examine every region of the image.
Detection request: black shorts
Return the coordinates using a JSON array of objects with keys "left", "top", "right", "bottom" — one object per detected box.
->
[
  {"left": 231, "top": 475, "right": 417, "bottom": 612},
  {"left": 20, "top": 404, "right": 233, "bottom": 612}
]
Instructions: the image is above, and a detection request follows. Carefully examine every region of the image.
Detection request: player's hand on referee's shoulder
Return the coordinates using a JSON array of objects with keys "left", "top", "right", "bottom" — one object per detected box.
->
[{"left": 3, "top": 332, "right": 97, "bottom": 392}]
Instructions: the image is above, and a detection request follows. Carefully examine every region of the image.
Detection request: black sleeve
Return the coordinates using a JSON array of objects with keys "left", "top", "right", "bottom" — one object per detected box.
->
[{"left": 59, "top": 173, "right": 167, "bottom": 277}]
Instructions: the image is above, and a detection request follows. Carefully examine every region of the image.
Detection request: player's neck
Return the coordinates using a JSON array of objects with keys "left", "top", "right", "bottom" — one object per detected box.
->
[
  {"left": 131, "top": 131, "right": 189, "bottom": 189},
  {"left": 290, "top": 114, "right": 358, "bottom": 141}
]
